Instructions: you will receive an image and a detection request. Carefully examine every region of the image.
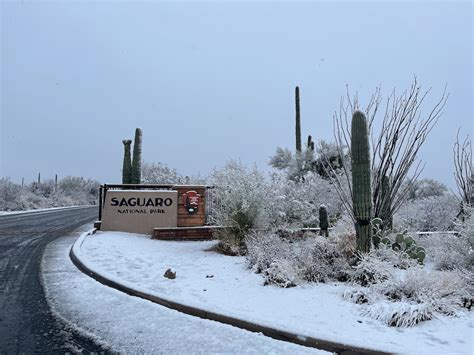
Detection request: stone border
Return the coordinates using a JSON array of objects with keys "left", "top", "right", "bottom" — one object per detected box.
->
[{"left": 70, "top": 230, "right": 390, "bottom": 355}]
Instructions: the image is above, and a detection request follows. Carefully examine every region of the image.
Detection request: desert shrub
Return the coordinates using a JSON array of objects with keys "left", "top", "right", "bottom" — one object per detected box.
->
[
  {"left": 344, "top": 266, "right": 471, "bottom": 327},
  {"left": 58, "top": 176, "right": 99, "bottom": 205},
  {"left": 246, "top": 232, "right": 351, "bottom": 287},
  {"left": 350, "top": 245, "right": 418, "bottom": 286},
  {"left": 418, "top": 232, "right": 471, "bottom": 270},
  {"left": 330, "top": 213, "right": 356, "bottom": 257},
  {"left": 267, "top": 172, "right": 343, "bottom": 229},
  {"left": 0, "top": 176, "right": 99, "bottom": 211},
  {"left": 141, "top": 162, "right": 185, "bottom": 184},
  {"left": 405, "top": 178, "right": 449, "bottom": 200},
  {"left": 393, "top": 194, "right": 459, "bottom": 231},
  {"left": 0, "top": 178, "right": 23, "bottom": 210},
  {"left": 209, "top": 161, "right": 271, "bottom": 251}
]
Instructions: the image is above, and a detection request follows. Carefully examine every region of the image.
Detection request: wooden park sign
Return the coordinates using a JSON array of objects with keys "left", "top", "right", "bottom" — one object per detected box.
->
[
  {"left": 101, "top": 190, "right": 178, "bottom": 235},
  {"left": 98, "top": 185, "right": 217, "bottom": 240}
]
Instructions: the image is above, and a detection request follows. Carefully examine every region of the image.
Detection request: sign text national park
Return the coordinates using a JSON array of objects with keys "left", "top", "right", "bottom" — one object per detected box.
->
[{"left": 101, "top": 190, "right": 178, "bottom": 234}]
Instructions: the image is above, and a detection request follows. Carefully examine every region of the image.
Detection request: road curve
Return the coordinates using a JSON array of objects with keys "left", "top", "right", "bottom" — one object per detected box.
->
[{"left": 0, "top": 206, "right": 106, "bottom": 353}]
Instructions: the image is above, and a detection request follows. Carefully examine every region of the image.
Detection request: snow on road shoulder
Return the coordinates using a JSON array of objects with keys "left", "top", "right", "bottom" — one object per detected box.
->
[
  {"left": 0, "top": 205, "right": 87, "bottom": 216},
  {"left": 77, "top": 231, "right": 473, "bottom": 355},
  {"left": 42, "top": 231, "right": 327, "bottom": 354}
]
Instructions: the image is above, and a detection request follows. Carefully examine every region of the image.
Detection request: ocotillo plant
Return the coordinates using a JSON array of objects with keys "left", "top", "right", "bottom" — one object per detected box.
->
[
  {"left": 122, "top": 139, "right": 132, "bottom": 184},
  {"left": 351, "top": 111, "right": 372, "bottom": 252},
  {"left": 380, "top": 175, "right": 392, "bottom": 229},
  {"left": 295, "top": 86, "right": 301, "bottom": 153},
  {"left": 131, "top": 128, "right": 142, "bottom": 184},
  {"left": 319, "top": 204, "right": 329, "bottom": 237}
]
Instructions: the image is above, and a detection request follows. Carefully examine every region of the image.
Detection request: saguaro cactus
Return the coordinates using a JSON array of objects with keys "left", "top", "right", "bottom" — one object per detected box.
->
[
  {"left": 319, "top": 204, "right": 329, "bottom": 237},
  {"left": 131, "top": 128, "right": 143, "bottom": 184},
  {"left": 295, "top": 86, "right": 301, "bottom": 153},
  {"left": 307, "top": 135, "right": 315, "bottom": 151},
  {"left": 351, "top": 111, "right": 372, "bottom": 252},
  {"left": 122, "top": 139, "right": 132, "bottom": 184}
]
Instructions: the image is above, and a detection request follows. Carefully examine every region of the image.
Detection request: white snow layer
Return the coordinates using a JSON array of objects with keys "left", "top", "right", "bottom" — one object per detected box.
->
[
  {"left": 41, "top": 227, "right": 327, "bottom": 354},
  {"left": 74, "top": 231, "right": 473, "bottom": 354}
]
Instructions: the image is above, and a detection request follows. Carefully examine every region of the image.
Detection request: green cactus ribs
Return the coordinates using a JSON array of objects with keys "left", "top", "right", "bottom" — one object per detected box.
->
[
  {"left": 319, "top": 204, "right": 329, "bottom": 237},
  {"left": 122, "top": 140, "right": 132, "bottom": 184},
  {"left": 131, "top": 128, "right": 143, "bottom": 184},
  {"left": 295, "top": 86, "right": 301, "bottom": 153},
  {"left": 351, "top": 110, "right": 372, "bottom": 253}
]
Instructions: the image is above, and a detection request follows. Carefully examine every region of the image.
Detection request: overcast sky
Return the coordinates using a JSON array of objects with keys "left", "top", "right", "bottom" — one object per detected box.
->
[{"left": 1, "top": 1, "right": 472, "bottom": 188}]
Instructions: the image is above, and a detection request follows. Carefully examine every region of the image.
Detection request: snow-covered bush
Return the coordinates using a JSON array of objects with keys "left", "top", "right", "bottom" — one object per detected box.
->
[
  {"left": 246, "top": 232, "right": 351, "bottom": 287},
  {"left": 393, "top": 194, "right": 459, "bottom": 231},
  {"left": 141, "top": 162, "right": 185, "bottom": 184},
  {"left": 0, "top": 176, "right": 99, "bottom": 211},
  {"left": 269, "top": 140, "right": 348, "bottom": 181},
  {"left": 267, "top": 172, "right": 343, "bottom": 229},
  {"left": 405, "top": 178, "right": 449, "bottom": 200},
  {"left": 209, "top": 160, "right": 271, "bottom": 250},
  {"left": 0, "top": 178, "right": 23, "bottom": 210},
  {"left": 418, "top": 232, "right": 471, "bottom": 270},
  {"left": 345, "top": 266, "right": 471, "bottom": 327},
  {"left": 330, "top": 213, "right": 356, "bottom": 257},
  {"left": 58, "top": 176, "right": 99, "bottom": 204},
  {"left": 350, "top": 245, "right": 417, "bottom": 286}
]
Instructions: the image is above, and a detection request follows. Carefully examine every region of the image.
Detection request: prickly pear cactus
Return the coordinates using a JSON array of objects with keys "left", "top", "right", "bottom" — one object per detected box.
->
[
  {"left": 380, "top": 229, "right": 426, "bottom": 263},
  {"left": 371, "top": 217, "right": 384, "bottom": 247}
]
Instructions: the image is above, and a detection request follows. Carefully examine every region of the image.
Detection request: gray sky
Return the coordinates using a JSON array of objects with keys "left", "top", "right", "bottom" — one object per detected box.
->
[{"left": 1, "top": 1, "right": 472, "bottom": 188}]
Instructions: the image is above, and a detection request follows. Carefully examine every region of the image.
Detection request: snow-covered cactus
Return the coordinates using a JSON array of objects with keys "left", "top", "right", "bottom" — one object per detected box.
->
[
  {"left": 295, "top": 86, "right": 301, "bottom": 153},
  {"left": 122, "top": 139, "right": 132, "bottom": 184},
  {"left": 131, "top": 128, "right": 143, "bottom": 184},
  {"left": 351, "top": 111, "right": 372, "bottom": 252},
  {"left": 319, "top": 204, "right": 329, "bottom": 237},
  {"left": 381, "top": 230, "right": 426, "bottom": 263},
  {"left": 371, "top": 217, "right": 384, "bottom": 247},
  {"left": 307, "top": 135, "right": 315, "bottom": 151}
]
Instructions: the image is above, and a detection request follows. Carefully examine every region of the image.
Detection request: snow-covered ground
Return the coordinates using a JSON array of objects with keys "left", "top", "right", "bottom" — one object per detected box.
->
[
  {"left": 75, "top": 231, "right": 473, "bottom": 355},
  {"left": 41, "top": 226, "right": 327, "bottom": 354}
]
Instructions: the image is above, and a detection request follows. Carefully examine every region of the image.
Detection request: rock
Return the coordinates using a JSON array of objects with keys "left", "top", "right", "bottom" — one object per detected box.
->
[{"left": 164, "top": 268, "right": 176, "bottom": 279}]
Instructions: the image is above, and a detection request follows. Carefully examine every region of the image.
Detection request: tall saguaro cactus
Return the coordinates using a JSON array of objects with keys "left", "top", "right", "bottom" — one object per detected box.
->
[
  {"left": 131, "top": 128, "right": 143, "bottom": 184},
  {"left": 351, "top": 111, "right": 372, "bottom": 252},
  {"left": 122, "top": 140, "right": 132, "bottom": 184},
  {"left": 295, "top": 86, "right": 302, "bottom": 153}
]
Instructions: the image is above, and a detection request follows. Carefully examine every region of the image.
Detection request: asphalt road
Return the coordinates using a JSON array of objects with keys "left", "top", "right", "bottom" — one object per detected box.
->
[{"left": 0, "top": 206, "right": 107, "bottom": 354}]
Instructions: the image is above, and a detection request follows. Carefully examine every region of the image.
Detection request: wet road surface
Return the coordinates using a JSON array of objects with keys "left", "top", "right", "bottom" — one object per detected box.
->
[{"left": 0, "top": 206, "right": 107, "bottom": 354}]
